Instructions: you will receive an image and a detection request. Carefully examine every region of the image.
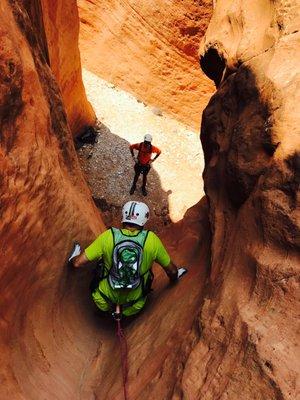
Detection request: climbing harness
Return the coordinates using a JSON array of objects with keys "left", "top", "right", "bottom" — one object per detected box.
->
[{"left": 114, "top": 305, "right": 129, "bottom": 400}]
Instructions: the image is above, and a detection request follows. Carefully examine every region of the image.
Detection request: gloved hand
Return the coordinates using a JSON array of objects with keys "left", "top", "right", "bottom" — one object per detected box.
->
[
  {"left": 167, "top": 267, "right": 188, "bottom": 283},
  {"left": 177, "top": 267, "right": 187, "bottom": 279},
  {"left": 68, "top": 243, "right": 82, "bottom": 262}
]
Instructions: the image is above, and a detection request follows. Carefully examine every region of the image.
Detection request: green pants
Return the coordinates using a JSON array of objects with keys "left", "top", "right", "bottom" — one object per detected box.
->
[
  {"left": 92, "top": 290, "right": 146, "bottom": 316},
  {"left": 92, "top": 278, "right": 147, "bottom": 316}
]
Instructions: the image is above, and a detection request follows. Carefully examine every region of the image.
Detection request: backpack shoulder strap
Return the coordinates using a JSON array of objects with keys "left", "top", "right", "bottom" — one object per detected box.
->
[
  {"left": 112, "top": 228, "right": 149, "bottom": 247},
  {"left": 138, "top": 142, "right": 142, "bottom": 156},
  {"left": 138, "top": 229, "right": 149, "bottom": 248},
  {"left": 110, "top": 227, "right": 115, "bottom": 244},
  {"left": 111, "top": 227, "right": 123, "bottom": 245}
]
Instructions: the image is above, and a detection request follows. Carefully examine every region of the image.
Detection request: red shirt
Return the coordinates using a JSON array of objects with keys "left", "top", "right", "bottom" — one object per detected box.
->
[{"left": 130, "top": 142, "right": 161, "bottom": 165}]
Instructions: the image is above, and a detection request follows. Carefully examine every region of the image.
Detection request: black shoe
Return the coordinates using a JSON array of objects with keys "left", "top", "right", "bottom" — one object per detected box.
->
[
  {"left": 142, "top": 187, "right": 147, "bottom": 196},
  {"left": 130, "top": 186, "right": 135, "bottom": 195}
]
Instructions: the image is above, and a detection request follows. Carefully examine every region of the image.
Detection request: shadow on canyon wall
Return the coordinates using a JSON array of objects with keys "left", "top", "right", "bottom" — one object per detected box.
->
[{"left": 193, "top": 30, "right": 300, "bottom": 398}]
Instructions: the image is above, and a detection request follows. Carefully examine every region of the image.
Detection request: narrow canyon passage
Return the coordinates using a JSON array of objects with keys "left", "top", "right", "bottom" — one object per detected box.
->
[
  {"left": 0, "top": 1, "right": 214, "bottom": 399},
  {"left": 1, "top": 0, "right": 298, "bottom": 399},
  {"left": 54, "top": 2, "right": 213, "bottom": 397},
  {"left": 67, "top": 19, "right": 212, "bottom": 399}
]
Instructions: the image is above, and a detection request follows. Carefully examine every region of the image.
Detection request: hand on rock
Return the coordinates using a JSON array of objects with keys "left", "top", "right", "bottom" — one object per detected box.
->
[
  {"left": 169, "top": 267, "right": 188, "bottom": 283},
  {"left": 177, "top": 267, "right": 187, "bottom": 279},
  {"left": 68, "top": 243, "right": 82, "bottom": 262}
]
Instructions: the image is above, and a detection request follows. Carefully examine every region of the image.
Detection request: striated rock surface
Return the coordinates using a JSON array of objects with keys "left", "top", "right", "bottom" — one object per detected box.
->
[
  {"left": 78, "top": 0, "right": 214, "bottom": 130},
  {"left": 38, "top": 0, "right": 95, "bottom": 135},
  {"left": 1, "top": 0, "right": 299, "bottom": 399},
  {"left": 0, "top": 1, "right": 104, "bottom": 398},
  {"left": 0, "top": 2, "right": 210, "bottom": 399},
  {"left": 181, "top": 1, "right": 300, "bottom": 399}
]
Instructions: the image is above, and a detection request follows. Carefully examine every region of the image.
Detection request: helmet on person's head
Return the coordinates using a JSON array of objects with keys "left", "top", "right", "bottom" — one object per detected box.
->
[
  {"left": 144, "top": 134, "right": 152, "bottom": 143},
  {"left": 122, "top": 201, "right": 150, "bottom": 227}
]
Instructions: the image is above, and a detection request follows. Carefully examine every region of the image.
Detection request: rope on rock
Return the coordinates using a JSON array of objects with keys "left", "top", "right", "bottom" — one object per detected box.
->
[{"left": 115, "top": 308, "right": 129, "bottom": 400}]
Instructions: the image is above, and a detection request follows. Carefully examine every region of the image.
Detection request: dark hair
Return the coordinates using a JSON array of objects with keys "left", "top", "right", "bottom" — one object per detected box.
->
[{"left": 122, "top": 222, "right": 143, "bottom": 230}]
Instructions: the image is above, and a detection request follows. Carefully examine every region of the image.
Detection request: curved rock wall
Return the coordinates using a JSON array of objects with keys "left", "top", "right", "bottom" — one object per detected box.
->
[
  {"left": 78, "top": 0, "right": 214, "bottom": 130},
  {"left": 1, "top": 0, "right": 299, "bottom": 399},
  {"left": 40, "top": 0, "right": 96, "bottom": 135},
  {"left": 0, "top": 1, "right": 104, "bottom": 398},
  {"left": 185, "top": 1, "right": 300, "bottom": 399},
  {"left": 0, "top": 3, "right": 211, "bottom": 399}
]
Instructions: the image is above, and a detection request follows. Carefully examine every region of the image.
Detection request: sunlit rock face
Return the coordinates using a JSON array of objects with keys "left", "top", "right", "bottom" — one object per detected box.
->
[
  {"left": 1, "top": 0, "right": 299, "bottom": 399},
  {"left": 78, "top": 0, "right": 214, "bottom": 130},
  {"left": 186, "top": 1, "right": 300, "bottom": 399},
  {"left": 23, "top": 0, "right": 96, "bottom": 135},
  {"left": 0, "top": 1, "right": 104, "bottom": 398},
  {"left": 0, "top": 2, "right": 211, "bottom": 399}
]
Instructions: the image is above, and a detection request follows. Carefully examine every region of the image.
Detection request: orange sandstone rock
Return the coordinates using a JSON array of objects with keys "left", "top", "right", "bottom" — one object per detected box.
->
[
  {"left": 78, "top": 0, "right": 214, "bottom": 130},
  {"left": 2, "top": 0, "right": 299, "bottom": 399},
  {"left": 190, "top": 1, "right": 300, "bottom": 399},
  {"left": 0, "top": 2, "right": 210, "bottom": 398},
  {"left": 40, "top": 0, "right": 96, "bottom": 135},
  {"left": 0, "top": 1, "right": 104, "bottom": 398}
]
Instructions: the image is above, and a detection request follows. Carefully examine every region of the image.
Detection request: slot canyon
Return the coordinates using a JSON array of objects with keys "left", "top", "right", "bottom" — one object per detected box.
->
[{"left": 0, "top": 1, "right": 299, "bottom": 400}]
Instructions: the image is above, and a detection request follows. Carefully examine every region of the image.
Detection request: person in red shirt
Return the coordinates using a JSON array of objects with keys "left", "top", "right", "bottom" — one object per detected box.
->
[{"left": 129, "top": 134, "right": 161, "bottom": 196}]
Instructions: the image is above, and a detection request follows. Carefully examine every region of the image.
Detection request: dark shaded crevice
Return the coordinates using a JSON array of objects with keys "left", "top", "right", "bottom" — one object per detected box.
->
[
  {"left": 22, "top": 0, "right": 50, "bottom": 65},
  {"left": 200, "top": 47, "right": 226, "bottom": 87},
  {"left": 9, "top": 0, "right": 74, "bottom": 164},
  {"left": 201, "top": 65, "right": 277, "bottom": 210}
]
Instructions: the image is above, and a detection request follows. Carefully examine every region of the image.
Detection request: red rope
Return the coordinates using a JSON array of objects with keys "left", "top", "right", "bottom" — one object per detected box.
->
[{"left": 116, "top": 318, "right": 129, "bottom": 400}]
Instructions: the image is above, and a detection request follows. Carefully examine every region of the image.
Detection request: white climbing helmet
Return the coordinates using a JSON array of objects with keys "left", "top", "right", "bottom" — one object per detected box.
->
[
  {"left": 144, "top": 134, "right": 152, "bottom": 143},
  {"left": 122, "top": 201, "right": 150, "bottom": 226}
]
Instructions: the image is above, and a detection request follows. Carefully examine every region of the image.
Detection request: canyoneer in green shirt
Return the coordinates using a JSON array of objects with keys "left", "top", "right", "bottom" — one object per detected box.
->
[{"left": 73, "top": 201, "right": 180, "bottom": 317}]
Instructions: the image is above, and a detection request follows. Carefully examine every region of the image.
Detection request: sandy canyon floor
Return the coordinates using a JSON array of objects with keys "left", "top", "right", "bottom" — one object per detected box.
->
[{"left": 78, "top": 69, "right": 206, "bottom": 231}]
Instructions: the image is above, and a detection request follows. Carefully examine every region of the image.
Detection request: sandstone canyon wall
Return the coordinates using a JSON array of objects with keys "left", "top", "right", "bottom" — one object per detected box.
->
[
  {"left": 78, "top": 0, "right": 214, "bottom": 130},
  {"left": 0, "top": 2, "right": 211, "bottom": 399},
  {"left": 1, "top": 0, "right": 299, "bottom": 399},
  {"left": 179, "top": 1, "right": 299, "bottom": 399},
  {"left": 0, "top": 1, "right": 104, "bottom": 398},
  {"left": 24, "top": 0, "right": 96, "bottom": 135}
]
